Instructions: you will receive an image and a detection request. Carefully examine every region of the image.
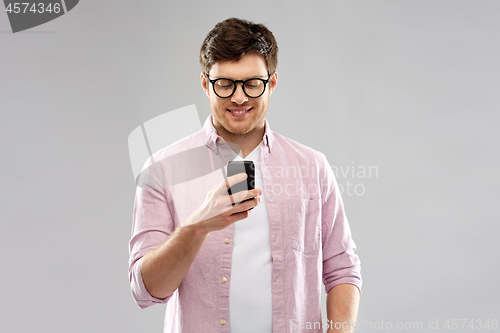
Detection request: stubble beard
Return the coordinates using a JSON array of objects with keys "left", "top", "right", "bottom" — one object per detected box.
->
[{"left": 211, "top": 102, "right": 267, "bottom": 137}]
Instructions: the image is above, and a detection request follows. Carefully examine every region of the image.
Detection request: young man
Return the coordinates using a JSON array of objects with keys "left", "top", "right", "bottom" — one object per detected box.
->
[{"left": 129, "top": 18, "right": 361, "bottom": 333}]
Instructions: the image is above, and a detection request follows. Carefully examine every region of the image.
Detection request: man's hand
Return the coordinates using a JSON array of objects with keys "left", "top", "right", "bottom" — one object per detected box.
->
[
  {"left": 140, "top": 172, "right": 261, "bottom": 299},
  {"left": 181, "top": 172, "right": 262, "bottom": 233}
]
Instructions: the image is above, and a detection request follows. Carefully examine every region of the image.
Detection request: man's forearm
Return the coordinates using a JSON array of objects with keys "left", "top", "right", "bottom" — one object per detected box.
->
[
  {"left": 139, "top": 180, "right": 261, "bottom": 300},
  {"left": 140, "top": 224, "right": 209, "bottom": 299},
  {"left": 327, "top": 283, "right": 360, "bottom": 333}
]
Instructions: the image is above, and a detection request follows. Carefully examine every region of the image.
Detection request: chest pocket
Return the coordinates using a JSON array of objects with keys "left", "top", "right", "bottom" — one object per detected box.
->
[{"left": 286, "top": 197, "right": 322, "bottom": 253}]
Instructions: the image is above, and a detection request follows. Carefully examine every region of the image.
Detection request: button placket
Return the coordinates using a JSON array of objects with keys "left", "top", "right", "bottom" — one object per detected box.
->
[{"left": 218, "top": 224, "right": 234, "bottom": 331}]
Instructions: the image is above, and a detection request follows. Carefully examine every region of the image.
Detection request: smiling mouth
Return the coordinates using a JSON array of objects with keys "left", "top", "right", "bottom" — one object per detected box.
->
[{"left": 228, "top": 107, "right": 252, "bottom": 114}]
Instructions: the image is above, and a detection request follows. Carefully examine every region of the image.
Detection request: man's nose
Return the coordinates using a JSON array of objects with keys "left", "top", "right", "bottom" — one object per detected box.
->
[{"left": 231, "top": 83, "right": 248, "bottom": 104}]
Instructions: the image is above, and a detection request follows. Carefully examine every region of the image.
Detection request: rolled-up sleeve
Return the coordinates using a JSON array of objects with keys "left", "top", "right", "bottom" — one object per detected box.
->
[
  {"left": 129, "top": 158, "right": 175, "bottom": 309},
  {"left": 320, "top": 153, "right": 362, "bottom": 295}
]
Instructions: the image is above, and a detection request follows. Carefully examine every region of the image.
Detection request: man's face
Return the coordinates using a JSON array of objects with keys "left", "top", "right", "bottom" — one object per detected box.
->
[{"left": 201, "top": 53, "right": 277, "bottom": 138}]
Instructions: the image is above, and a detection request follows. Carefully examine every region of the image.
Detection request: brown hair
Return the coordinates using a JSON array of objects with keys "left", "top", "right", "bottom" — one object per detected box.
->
[{"left": 200, "top": 18, "right": 278, "bottom": 75}]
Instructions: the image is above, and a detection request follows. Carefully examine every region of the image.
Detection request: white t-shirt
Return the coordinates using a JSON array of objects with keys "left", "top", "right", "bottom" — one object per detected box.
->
[{"left": 229, "top": 144, "right": 272, "bottom": 333}]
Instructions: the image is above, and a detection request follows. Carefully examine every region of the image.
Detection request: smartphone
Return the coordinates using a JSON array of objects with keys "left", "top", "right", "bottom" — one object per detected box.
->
[{"left": 227, "top": 161, "right": 255, "bottom": 209}]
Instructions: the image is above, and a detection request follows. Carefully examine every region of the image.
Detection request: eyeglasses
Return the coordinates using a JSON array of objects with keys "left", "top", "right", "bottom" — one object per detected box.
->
[{"left": 206, "top": 73, "right": 271, "bottom": 98}]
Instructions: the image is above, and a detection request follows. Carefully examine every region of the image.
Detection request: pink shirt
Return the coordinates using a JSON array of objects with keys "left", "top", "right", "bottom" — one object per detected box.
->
[{"left": 129, "top": 115, "right": 362, "bottom": 333}]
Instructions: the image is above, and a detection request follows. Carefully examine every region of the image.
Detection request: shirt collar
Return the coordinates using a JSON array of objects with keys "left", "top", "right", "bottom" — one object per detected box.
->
[{"left": 202, "top": 114, "right": 274, "bottom": 154}]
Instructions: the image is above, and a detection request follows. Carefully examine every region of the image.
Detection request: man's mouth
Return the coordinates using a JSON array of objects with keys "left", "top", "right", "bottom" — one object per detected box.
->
[{"left": 227, "top": 107, "right": 252, "bottom": 114}]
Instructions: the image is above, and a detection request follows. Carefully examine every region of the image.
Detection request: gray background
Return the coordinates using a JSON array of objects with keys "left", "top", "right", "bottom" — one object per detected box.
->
[{"left": 1, "top": 1, "right": 499, "bottom": 332}]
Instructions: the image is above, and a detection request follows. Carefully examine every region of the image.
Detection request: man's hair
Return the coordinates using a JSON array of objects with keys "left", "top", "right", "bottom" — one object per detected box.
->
[{"left": 200, "top": 18, "right": 278, "bottom": 75}]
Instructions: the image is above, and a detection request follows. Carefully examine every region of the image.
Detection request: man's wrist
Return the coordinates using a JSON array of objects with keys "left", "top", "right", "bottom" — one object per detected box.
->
[{"left": 180, "top": 222, "right": 210, "bottom": 238}]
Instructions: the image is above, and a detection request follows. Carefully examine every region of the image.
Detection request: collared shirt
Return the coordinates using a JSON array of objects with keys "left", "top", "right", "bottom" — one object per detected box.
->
[{"left": 129, "top": 114, "right": 362, "bottom": 333}]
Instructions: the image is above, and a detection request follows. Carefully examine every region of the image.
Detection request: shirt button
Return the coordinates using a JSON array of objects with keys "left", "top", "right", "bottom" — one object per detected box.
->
[
  {"left": 224, "top": 238, "right": 230, "bottom": 244},
  {"left": 218, "top": 138, "right": 222, "bottom": 143},
  {"left": 220, "top": 319, "right": 226, "bottom": 325},
  {"left": 221, "top": 277, "right": 227, "bottom": 283}
]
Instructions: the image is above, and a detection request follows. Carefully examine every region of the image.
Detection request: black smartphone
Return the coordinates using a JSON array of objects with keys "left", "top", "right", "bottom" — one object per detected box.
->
[{"left": 227, "top": 161, "right": 255, "bottom": 208}]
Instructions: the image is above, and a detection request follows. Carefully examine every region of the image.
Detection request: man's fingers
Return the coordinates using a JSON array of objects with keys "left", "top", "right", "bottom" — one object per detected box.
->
[
  {"left": 230, "top": 188, "right": 261, "bottom": 204},
  {"left": 218, "top": 173, "right": 249, "bottom": 206},
  {"left": 222, "top": 172, "right": 248, "bottom": 191},
  {"left": 229, "top": 196, "right": 260, "bottom": 215},
  {"left": 210, "top": 174, "right": 261, "bottom": 216}
]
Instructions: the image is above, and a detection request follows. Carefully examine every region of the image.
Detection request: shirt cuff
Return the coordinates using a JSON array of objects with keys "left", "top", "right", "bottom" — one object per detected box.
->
[
  {"left": 130, "top": 257, "right": 171, "bottom": 309},
  {"left": 325, "top": 277, "right": 362, "bottom": 296}
]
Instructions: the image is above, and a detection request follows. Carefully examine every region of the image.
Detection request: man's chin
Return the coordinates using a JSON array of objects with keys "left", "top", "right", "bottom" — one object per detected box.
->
[
  {"left": 220, "top": 118, "right": 251, "bottom": 133},
  {"left": 226, "top": 127, "right": 252, "bottom": 135}
]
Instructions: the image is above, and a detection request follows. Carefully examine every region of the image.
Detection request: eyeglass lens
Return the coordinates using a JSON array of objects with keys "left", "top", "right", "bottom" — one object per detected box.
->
[{"left": 214, "top": 79, "right": 265, "bottom": 98}]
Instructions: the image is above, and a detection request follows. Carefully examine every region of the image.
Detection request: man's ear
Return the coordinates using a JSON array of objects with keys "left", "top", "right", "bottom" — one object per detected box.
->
[
  {"left": 201, "top": 73, "right": 210, "bottom": 98},
  {"left": 269, "top": 71, "right": 278, "bottom": 96}
]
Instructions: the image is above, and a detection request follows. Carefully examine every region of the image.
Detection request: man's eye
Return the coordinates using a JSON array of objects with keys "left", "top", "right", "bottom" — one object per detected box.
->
[
  {"left": 245, "top": 80, "right": 261, "bottom": 89},
  {"left": 217, "top": 80, "right": 233, "bottom": 89}
]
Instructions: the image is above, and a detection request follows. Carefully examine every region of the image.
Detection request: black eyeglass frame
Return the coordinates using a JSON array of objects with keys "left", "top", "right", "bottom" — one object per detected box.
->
[{"left": 205, "top": 73, "right": 271, "bottom": 99}]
